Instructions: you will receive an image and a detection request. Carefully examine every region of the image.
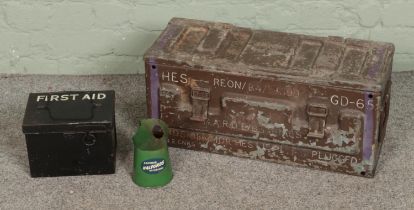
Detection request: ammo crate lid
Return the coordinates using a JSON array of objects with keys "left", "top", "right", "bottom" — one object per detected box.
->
[
  {"left": 22, "top": 90, "right": 115, "bottom": 134},
  {"left": 144, "top": 18, "right": 395, "bottom": 92}
]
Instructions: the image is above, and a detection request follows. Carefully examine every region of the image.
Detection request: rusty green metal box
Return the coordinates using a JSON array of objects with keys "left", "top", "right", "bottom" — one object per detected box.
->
[{"left": 144, "top": 18, "right": 394, "bottom": 177}]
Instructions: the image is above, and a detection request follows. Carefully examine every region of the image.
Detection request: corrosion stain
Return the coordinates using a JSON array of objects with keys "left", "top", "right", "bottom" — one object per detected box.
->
[{"left": 145, "top": 18, "right": 394, "bottom": 177}]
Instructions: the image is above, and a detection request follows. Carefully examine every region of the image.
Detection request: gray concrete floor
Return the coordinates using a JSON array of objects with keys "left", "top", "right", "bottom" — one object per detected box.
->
[{"left": 0, "top": 72, "right": 413, "bottom": 210}]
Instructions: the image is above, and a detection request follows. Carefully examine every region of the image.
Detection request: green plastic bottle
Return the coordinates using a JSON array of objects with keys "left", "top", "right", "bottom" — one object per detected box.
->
[{"left": 132, "top": 119, "right": 173, "bottom": 188}]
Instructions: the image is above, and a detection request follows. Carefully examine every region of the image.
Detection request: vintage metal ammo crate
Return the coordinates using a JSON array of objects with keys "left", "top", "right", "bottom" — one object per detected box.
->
[
  {"left": 144, "top": 18, "right": 394, "bottom": 177},
  {"left": 22, "top": 91, "right": 117, "bottom": 177}
]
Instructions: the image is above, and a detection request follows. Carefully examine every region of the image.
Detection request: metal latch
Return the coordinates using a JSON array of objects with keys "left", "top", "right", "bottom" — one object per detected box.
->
[
  {"left": 190, "top": 86, "right": 210, "bottom": 122},
  {"left": 307, "top": 103, "right": 328, "bottom": 139}
]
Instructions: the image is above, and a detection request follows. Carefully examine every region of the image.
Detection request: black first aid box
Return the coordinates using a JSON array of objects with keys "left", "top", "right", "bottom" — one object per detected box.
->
[{"left": 22, "top": 90, "right": 117, "bottom": 177}]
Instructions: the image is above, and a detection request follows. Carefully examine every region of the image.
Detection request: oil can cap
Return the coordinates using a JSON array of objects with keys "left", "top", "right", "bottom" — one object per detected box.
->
[{"left": 152, "top": 125, "right": 164, "bottom": 139}]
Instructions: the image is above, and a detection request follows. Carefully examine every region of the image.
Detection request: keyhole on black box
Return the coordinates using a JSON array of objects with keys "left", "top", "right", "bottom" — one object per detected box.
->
[
  {"left": 152, "top": 125, "right": 164, "bottom": 139},
  {"left": 83, "top": 133, "right": 96, "bottom": 146},
  {"left": 83, "top": 133, "right": 96, "bottom": 155}
]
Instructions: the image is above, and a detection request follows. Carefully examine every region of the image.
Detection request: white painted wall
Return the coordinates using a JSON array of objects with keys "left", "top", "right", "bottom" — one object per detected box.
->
[{"left": 0, "top": 0, "right": 412, "bottom": 74}]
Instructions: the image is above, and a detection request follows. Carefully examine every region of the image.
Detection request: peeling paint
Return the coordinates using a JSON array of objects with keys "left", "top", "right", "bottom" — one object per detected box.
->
[
  {"left": 248, "top": 145, "right": 266, "bottom": 159},
  {"left": 257, "top": 111, "right": 288, "bottom": 138},
  {"left": 329, "top": 129, "right": 356, "bottom": 147},
  {"left": 222, "top": 96, "right": 290, "bottom": 112}
]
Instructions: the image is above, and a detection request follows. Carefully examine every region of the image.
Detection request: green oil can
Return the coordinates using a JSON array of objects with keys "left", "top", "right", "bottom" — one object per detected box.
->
[{"left": 132, "top": 119, "right": 173, "bottom": 188}]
